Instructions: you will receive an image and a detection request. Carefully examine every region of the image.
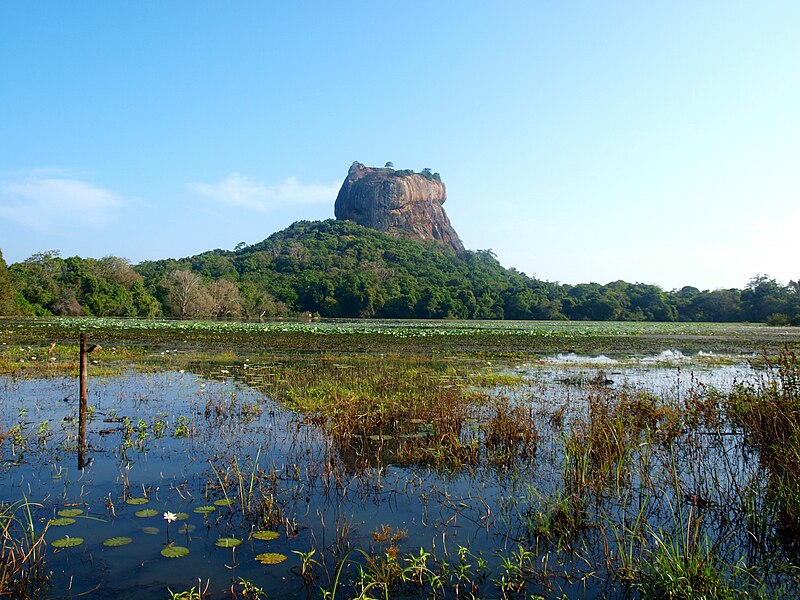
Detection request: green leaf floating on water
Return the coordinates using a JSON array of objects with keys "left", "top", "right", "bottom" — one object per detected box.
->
[
  {"left": 252, "top": 530, "right": 280, "bottom": 541},
  {"left": 173, "top": 512, "right": 189, "bottom": 521},
  {"left": 52, "top": 537, "right": 84, "bottom": 548},
  {"left": 193, "top": 505, "right": 216, "bottom": 514},
  {"left": 215, "top": 537, "right": 242, "bottom": 548},
  {"left": 213, "top": 498, "right": 233, "bottom": 507},
  {"left": 161, "top": 545, "right": 190, "bottom": 558},
  {"left": 135, "top": 509, "right": 158, "bottom": 518},
  {"left": 178, "top": 524, "right": 196, "bottom": 534},
  {"left": 103, "top": 536, "right": 133, "bottom": 547},
  {"left": 255, "top": 552, "right": 287, "bottom": 565},
  {"left": 126, "top": 497, "right": 148, "bottom": 505},
  {"left": 58, "top": 508, "right": 84, "bottom": 517},
  {"left": 49, "top": 517, "right": 76, "bottom": 526},
  {"left": 142, "top": 527, "right": 159, "bottom": 535}
]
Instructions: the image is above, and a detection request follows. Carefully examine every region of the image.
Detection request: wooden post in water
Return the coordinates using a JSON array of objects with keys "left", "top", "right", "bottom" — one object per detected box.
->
[{"left": 78, "top": 332, "right": 88, "bottom": 469}]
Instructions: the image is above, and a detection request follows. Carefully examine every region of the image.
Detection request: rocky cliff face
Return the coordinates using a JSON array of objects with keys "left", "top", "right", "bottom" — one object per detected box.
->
[{"left": 334, "top": 162, "right": 465, "bottom": 253}]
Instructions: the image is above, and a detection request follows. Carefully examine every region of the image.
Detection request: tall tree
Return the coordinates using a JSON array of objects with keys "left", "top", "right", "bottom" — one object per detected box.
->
[
  {"left": 163, "top": 269, "right": 214, "bottom": 319},
  {"left": 207, "top": 279, "right": 243, "bottom": 320},
  {"left": 0, "top": 249, "right": 16, "bottom": 315}
]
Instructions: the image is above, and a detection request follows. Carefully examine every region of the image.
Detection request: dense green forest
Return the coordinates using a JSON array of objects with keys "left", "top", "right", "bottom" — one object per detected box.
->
[{"left": 2, "top": 219, "right": 799, "bottom": 324}]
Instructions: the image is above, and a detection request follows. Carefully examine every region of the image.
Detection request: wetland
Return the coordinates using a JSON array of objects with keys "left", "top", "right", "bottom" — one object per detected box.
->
[{"left": 2, "top": 318, "right": 800, "bottom": 599}]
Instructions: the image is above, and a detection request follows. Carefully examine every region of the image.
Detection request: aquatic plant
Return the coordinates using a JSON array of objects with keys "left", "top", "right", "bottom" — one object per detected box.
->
[
  {"left": 0, "top": 498, "right": 48, "bottom": 597},
  {"left": 161, "top": 544, "right": 190, "bottom": 558},
  {"left": 255, "top": 552, "right": 287, "bottom": 565},
  {"left": 166, "top": 579, "right": 209, "bottom": 599},
  {"left": 726, "top": 348, "right": 800, "bottom": 549},
  {"left": 51, "top": 536, "right": 83, "bottom": 548},
  {"left": 103, "top": 536, "right": 133, "bottom": 547}
]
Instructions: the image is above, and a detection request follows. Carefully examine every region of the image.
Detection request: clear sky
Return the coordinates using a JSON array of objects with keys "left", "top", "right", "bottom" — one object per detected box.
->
[{"left": 1, "top": 1, "right": 798, "bottom": 291}]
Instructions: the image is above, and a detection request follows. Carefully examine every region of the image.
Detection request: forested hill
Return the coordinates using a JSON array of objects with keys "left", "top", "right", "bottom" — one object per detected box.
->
[
  {"left": 3, "top": 219, "right": 800, "bottom": 324},
  {"left": 134, "top": 219, "right": 563, "bottom": 320}
]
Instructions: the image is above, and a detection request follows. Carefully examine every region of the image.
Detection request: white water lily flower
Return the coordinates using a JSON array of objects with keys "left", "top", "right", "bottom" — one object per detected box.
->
[{"left": 163, "top": 511, "right": 177, "bottom": 523}]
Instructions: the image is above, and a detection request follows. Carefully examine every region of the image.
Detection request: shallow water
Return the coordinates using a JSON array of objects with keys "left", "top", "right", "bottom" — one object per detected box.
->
[{"left": 0, "top": 352, "right": 790, "bottom": 598}]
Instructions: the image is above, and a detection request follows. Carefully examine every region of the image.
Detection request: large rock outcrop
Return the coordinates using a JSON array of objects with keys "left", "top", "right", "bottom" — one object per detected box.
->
[{"left": 334, "top": 162, "right": 465, "bottom": 253}]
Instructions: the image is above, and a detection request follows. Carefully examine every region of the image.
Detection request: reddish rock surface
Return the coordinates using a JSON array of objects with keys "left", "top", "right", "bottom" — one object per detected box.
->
[{"left": 334, "top": 162, "right": 465, "bottom": 253}]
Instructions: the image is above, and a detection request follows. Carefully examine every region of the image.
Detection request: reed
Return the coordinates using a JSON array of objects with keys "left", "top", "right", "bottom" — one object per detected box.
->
[{"left": 0, "top": 497, "right": 48, "bottom": 598}]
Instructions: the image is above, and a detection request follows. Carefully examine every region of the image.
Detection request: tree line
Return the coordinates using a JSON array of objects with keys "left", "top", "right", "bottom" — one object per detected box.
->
[{"left": 1, "top": 220, "right": 798, "bottom": 324}]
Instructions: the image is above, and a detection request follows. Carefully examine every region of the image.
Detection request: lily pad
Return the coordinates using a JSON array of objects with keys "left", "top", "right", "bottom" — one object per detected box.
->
[
  {"left": 49, "top": 517, "right": 76, "bottom": 526},
  {"left": 252, "top": 530, "right": 280, "bottom": 541},
  {"left": 135, "top": 509, "right": 158, "bottom": 518},
  {"left": 213, "top": 498, "right": 233, "bottom": 507},
  {"left": 178, "top": 523, "right": 196, "bottom": 534},
  {"left": 215, "top": 537, "right": 242, "bottom": 548},
  {"left": 103, "top": 536, "right": 133, "bottom": 547},
  {"left": 126, "top": 497, "right": 148, "bottom": 505},
  {"left": 193, "top": 505, "right": 216, "bottom": 514},
  {"left": 142, "top": 526, "right": 159, "bottom": 535},
  {"left": 160, "top": 545, "right": 190, "bottom": 558},
  {"left": 52, "top": 536, "right": 84, "bottom": 548},
  {"left": 173, "top": 512, "right": 189, "bottom": 521},
  {"left": 58, "top": 508, "right": 84, "bottom": 517},
  {"left": 255, "top": 552, "right": 287, "bottom": 565}
]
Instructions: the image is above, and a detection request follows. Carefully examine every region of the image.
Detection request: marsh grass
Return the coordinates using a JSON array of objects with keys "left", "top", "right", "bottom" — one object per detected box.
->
[
  {"left": 238, "top": 356, "right": 497, "bottom": 469},
  {"left": 0, "top": 498, "right": 48, "bottom": 598},
  {"left": 726, "top": 348, "right": 800, "bottom": 548},
  {"left": 3, "top": 323, "right": 800, "bottom": 598},
  {"left": 0, "top": 341, "right": 146, "bottom": 377}
]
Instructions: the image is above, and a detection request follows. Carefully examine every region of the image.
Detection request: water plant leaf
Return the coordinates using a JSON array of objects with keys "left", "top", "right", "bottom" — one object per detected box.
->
[
  {"left": 52, "top": 536, "right": 84, "bottom": 548},
  {"left": 142, "top": 527, "right": 159, "bottom": 535},
  {"left": 103, "top": 536, "right": 133, "bottom": 547},
  {"left": 255, "top": 552, "right": 287, "bottom": 565},
  {"left": 252, "top": 530, "right": 280, "bottom": 541},
  {"left": 193, "top": 505, "right": 217, "bottom": 514},
  {"left": 160, "top": 545, "right": 190, "bottom": 558},
  {"left": 49, "top": 517, "right": 76, "bottom": 526},
  {"left": 213, "top": 498, "right": 233, "bottom": 507},
  {"left": 58, "top": 508, "right": 84, "bottom": 517},
  {"left": 126, "top": 497, "right": 148, "bottom": 505},
  {"left": 135, "top": 509, "right": 158, "bottom": 518},
  {"left": 178, "top": 524, "right": 196, "bottom": 534},
  {"left": 215, "top": 537, "right": 242, "bottom": 547},
  {"left": 174, "top": 512, "right": 189, "bottom": 520}
]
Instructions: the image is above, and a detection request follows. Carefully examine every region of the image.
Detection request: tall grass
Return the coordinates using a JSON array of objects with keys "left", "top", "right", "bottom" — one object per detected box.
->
[
  {"left": 726, "top": 348, "right": 800, "bottom": 536},
  {"left": 0, "top": 497, "right": 48, "bottom": 598}
]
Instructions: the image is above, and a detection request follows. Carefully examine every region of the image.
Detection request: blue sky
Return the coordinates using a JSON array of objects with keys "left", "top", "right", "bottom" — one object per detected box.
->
[{"left": 1, "top": 1, "right": 798, "bottom": 291}]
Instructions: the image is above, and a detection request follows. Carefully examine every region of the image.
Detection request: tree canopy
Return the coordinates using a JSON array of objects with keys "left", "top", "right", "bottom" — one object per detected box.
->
[
  {"left": 4, "top": 221, "right": 799, "bottom": 324},
  {"left": 0, "top": 249, "right": 17, "bottom": 316}
]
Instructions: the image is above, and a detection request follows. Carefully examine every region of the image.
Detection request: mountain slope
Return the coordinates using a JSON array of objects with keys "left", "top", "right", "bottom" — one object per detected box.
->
[{"left": 137, "top": 219, "right": 563, "bottom": 319}]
